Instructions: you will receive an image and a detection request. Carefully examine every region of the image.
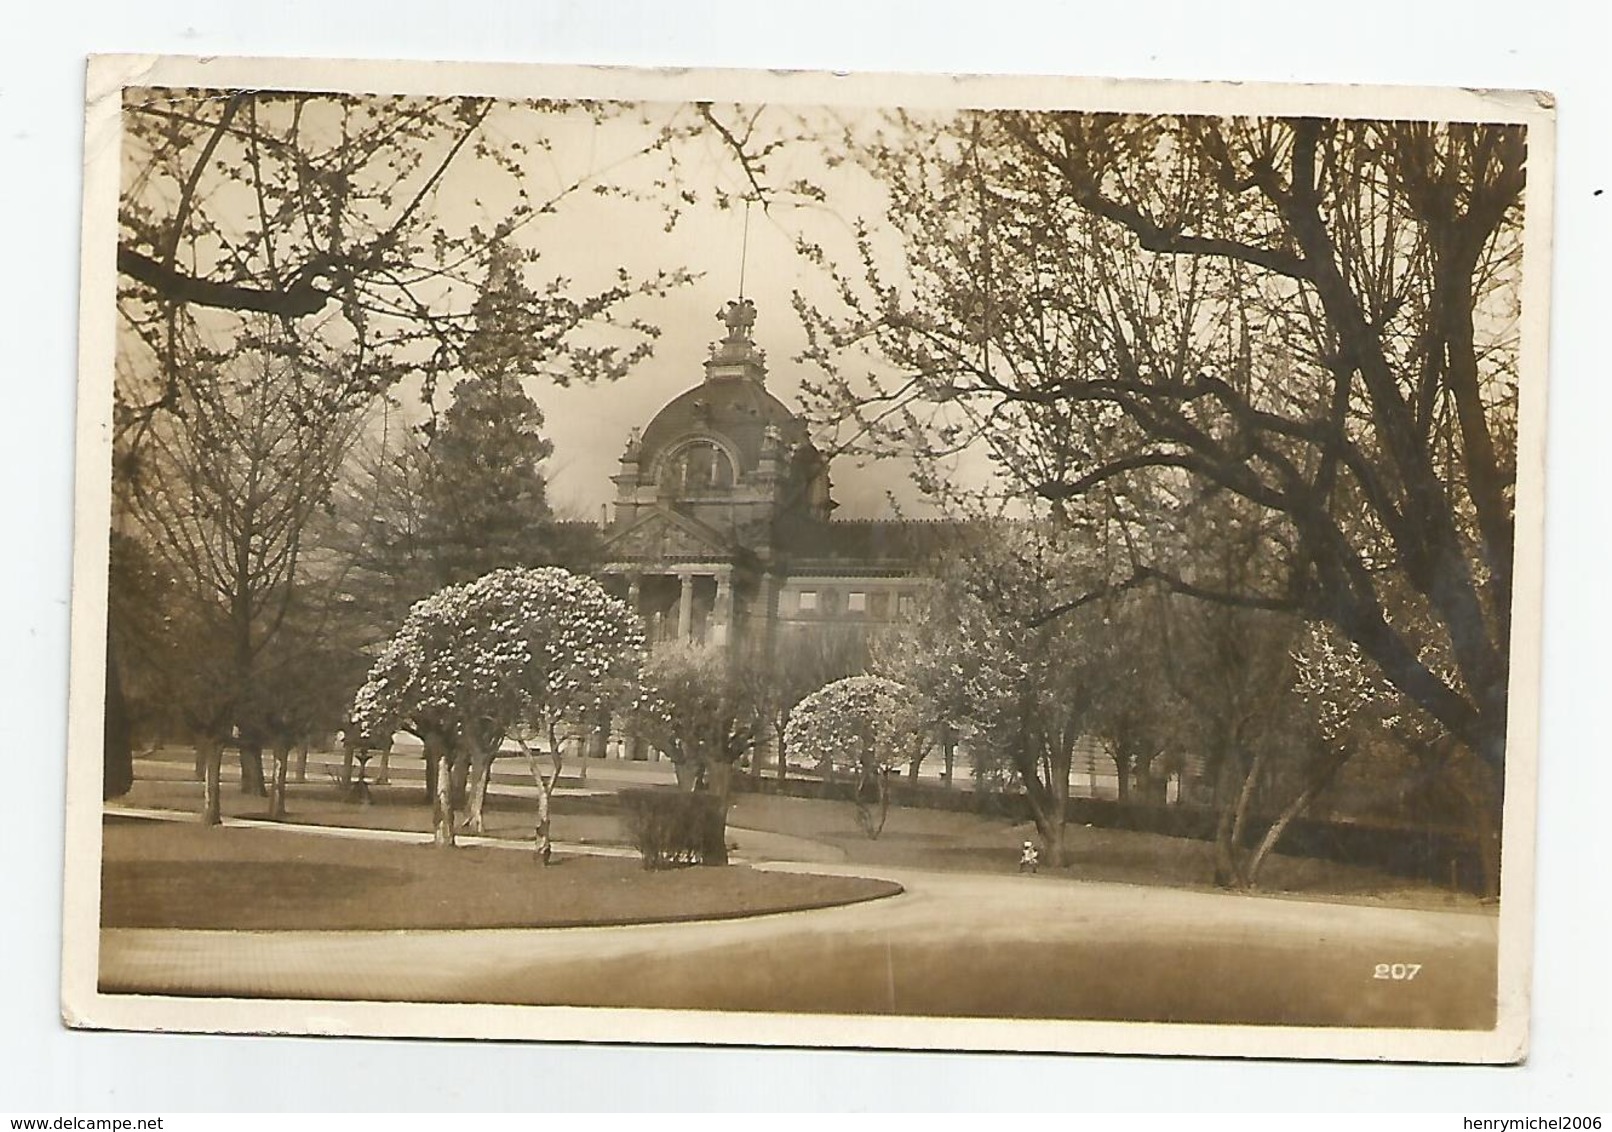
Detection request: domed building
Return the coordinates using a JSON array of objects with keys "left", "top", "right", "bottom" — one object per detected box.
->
[{"left": 597, "top": 298, "right": 957, "bottom": 658}]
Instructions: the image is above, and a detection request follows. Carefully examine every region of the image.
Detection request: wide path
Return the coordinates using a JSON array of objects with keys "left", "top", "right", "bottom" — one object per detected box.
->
[{"left": 98, "top": 807, "right": 1497, "bottom": 1029}]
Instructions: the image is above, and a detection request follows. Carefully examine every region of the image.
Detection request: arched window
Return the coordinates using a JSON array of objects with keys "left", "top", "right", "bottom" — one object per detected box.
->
[{"left": 661, "top": 440, "right": 734, "bottom": 494}]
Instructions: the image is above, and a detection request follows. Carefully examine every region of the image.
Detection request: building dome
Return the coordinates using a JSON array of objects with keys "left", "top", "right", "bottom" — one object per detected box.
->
[
  {"left": 609, "top": 300, "right": 834, "bottom": 545},
  {"left": 637, "top": 379, "right": 809, "bottom": 484}
]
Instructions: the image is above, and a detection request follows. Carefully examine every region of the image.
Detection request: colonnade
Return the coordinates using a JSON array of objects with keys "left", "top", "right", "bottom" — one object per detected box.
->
[{"left": 620, "top": 568, "right": 735, "bottom": 645}]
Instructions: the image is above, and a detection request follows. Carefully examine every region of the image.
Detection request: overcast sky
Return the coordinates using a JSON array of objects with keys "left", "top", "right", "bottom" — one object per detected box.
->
[{"left": 401, "top": 100, "right": 974, "bottom": 520}]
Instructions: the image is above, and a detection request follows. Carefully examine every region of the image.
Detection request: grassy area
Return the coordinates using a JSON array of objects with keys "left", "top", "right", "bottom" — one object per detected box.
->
[
  {"left": 116, "top": 767, "right": 629, "bottom": 846},
  {"left": 726, "top": 792, "right": 1487, "bottom": 911},
  {"left": 101, "top": 816, "right": 900, "bottom": 930},
  {"left": 119, "top": 749, "right": 1486, "bottom": 911}
]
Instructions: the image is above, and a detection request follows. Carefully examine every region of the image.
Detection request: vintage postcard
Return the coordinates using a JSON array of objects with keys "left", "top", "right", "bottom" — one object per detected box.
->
[{"left": 64, "top": 54, "right": 1554, "bottom": 1062}]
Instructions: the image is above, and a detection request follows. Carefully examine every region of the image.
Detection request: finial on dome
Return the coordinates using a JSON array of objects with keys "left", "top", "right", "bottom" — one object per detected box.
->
[
  {"left": 719, "top": 298, "right": 757, "bottom": 343},
  {"left": 705, "top": 298, "right": 767, "bottom": 384}
]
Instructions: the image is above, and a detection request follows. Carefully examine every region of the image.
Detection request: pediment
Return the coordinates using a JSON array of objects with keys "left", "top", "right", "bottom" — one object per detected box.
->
[{"left": 601, "top": 508, "right": 733, "bottom": 561}]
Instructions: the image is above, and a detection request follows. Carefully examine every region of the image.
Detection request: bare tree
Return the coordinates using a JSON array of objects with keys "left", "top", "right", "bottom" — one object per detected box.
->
[
  {"left": 744, "top": 624, "right": 869, "bottom": 782},
  {"left": 121, "top": 330, "right": 361, "bottom": 822},
  {"left": 115, "top": 91, "right": 685, "bottom": 441},
  {"left": 782, "top": 110, "right": 1522, "bottom": 820},
  {"left": 107, "top": 91, "right": 693, "bottom": 792}
]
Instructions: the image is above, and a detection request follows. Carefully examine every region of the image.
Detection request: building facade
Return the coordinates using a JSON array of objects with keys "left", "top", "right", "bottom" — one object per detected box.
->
[
  {"left": 579, "top": 299, "right": 1152, "bottom": 796},
  {"left": 595, "top": 298, "right": 955, "bottom": 664}
]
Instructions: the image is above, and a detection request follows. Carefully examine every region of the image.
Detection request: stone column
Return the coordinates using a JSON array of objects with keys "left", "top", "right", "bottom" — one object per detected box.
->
[
  {"left": 676, "top": 572, "right": 694, "bottom": 642},
  {"left": 712, "top": 573, "right": 733, "bottom": 646},
  {"left": 755, "top": 573, "right": 777, "bottom": 638},
  {"left": 754, "top": 573, "right": 784, "bottom": 780}
]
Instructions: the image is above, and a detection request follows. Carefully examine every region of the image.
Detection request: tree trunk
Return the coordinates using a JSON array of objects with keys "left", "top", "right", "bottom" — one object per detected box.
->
[
  {"left": 449, "top": 748, "right": 471, "bottom": 809},
  {"left": 1113, "top": 748, "right": 1132, "bottom": 803},
  {"left": 431, "top": 747, "right": 455, "bottom": 848},
  {"left": 201, "top": 739, "right": 223, "bottom": 826},
  {"left": 341, "top": 744, "right": 355, "bottom": 789},
  {"left": 534, "top": 770, "right": 553, "bottom": 864},
  {"left": 423, "top": 739, "right": 439, "bottom": 803},
  {"left": 1022, "top": 742, "right": 1071, "bottom": 867},
  {"left": 672, "top": 759, "right": 700, "bottom": 791},
  {"left": 103, "top": 638, "right": 134, "bottom": 799},
  {"left": 707, "top": 760, "right": 733, "bottom": 808},
  {"left": 1134, "top": 755, "right": 1164, "bottom": 805},
  {"left": 293, "top": 743, "right": 308, "bottom": 784},
  {"left": 375, "top": 748, "right": 390, "bottom": 785},
  {"left": 748, "top": 726, "right": 765, "bottom": 780},
  {"left": 1040, "top": 801, "right": 1068, "bottom": 866},
  {"left": 1244, "top": 747, "right": 1352, "bottom": 889},
  {"left": 1475, "top": 801, "right": 1502, "bottom": 900},
  {"left": 1025, "top": 788, "right": 1066, "bottom": 869},
  {"left": 1453, "top": 758, "right": 1504, "bottom": 899},
  {"left": 851, "top": 767, "right": 886, "bottom": 839},
  {"left": 268, "top": 743, "right": 291, "bottom": 819},
  {"left": 1229, "top": 748, "right": 1267, "bottom": 852},
  {"left": 774, "top": 723, "right": 788, "bottom": 783},
  {"left": 526, "top": 726, "right": 564, "bottom": 865},
  {"left": 1211, "top": 754, "right": 1246, "bottom": 888},
  {"left": 942, "top": 732, "right": 955, "bottom": 787},
  {"left": 239, "top": 742, "right": 267, "bottom": 797},
  {"left": 194, "top": 744, "right": 207, "bottom": 782},
  {"left": 463, "top": 741, "right": 495, "bottom": 834}
]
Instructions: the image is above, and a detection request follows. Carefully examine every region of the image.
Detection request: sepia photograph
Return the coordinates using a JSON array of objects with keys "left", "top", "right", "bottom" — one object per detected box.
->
[{"left": 62, "top": 55, "right": 1553, "bottom": 1063}]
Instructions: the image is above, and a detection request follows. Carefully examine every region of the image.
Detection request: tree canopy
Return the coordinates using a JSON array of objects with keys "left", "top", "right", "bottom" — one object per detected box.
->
[
  {"left": 791, "top": 112, "right": 1527, "bottom": 785},
  {"left": 785, "top": 674, "right": 929, "bottom": 838},
  {"left": 117, "top": 326, "right": 364, "bottom": 818},
  {"left": 116, "top": 92, "right": 684, "bottom": 440},
  {"left": 634, "top": 642, "right": 759, "bottom": 796},
  {"left": 352, "top": 567, "right": 644, "bottom": 845}
]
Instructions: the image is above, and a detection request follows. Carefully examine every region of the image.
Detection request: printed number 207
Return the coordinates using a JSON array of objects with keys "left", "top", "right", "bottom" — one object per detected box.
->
[{"left": 1373, "top": 963, "right": 1422, "bottom": 980}]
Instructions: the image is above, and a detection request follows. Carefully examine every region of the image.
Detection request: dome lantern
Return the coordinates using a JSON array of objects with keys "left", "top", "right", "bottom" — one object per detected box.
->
[{"left": 703, "top": 298, "right": 767, "bottom": 384}]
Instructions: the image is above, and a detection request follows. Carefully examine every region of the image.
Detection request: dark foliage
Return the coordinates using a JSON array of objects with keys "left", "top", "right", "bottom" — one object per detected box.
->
[{"left": 618, "top": 788, "right": 729, "bottom": 870}]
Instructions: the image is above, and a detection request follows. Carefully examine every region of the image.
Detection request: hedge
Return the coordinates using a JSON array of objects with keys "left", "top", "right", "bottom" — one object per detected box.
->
[{"left": 617, "top": 788, "right": 728, "bottom": 870}]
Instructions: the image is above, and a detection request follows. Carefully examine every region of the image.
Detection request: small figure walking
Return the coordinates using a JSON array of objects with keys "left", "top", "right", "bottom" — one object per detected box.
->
[{"left": 1019, "top": 840, "right": 1039, "bottom": 874}]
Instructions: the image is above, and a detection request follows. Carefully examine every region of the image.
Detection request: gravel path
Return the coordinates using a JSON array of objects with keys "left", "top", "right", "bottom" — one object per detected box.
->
[{"left": 98, "top": 808, "right": 1496, "bottom": 1028}]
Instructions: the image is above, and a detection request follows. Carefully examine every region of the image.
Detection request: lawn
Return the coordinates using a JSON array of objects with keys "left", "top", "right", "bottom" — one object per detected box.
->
[
  {"left": 118, "top": 748, "right": 1486, "bottom": 911},
  {"left": 101, "top": 816, "right": 901, "bottom": 930},
  {"left": 116, "top": 759, "right": 629, "bottom": 846},
  {"left": 725, "top": 791, "right": 1487, "bottom": 911}
]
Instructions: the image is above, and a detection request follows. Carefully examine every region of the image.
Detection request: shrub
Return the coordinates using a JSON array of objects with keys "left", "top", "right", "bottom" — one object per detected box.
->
[{"left": 618, "top": 788, "right": 728, "bottom": 870}]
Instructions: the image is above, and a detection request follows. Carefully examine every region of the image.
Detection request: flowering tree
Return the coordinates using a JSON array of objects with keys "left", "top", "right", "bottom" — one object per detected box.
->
[
  {"left": 883, "top": 526, "right": 1106, "bottom": 867},
  {"left": 633, "top": 642, "right": 758, "bottom": 801},
  {"left": 778, "top": 112, "right": 1526, "bottom": 812},
  {"left": 785, "top": 675, "right": 929, "bottom": 839},
  {"left": 353, "top": 567, "right": 644, "bottom": 852},
  {"left": 1291, "top": 621, "right": 1499, "bottom": 895},
  {"left": 869, "top": 613, "right": 968, "bottom": 785}
]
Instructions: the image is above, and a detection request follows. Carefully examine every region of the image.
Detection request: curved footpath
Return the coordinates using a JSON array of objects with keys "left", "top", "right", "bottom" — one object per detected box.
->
[{"left": 97, "top": 804, "right": 1497, "bottom": 1027}]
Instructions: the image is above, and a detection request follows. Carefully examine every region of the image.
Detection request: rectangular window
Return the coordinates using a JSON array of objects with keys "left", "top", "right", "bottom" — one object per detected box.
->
[
  {"left": 897, "top": 592, "right": 916, "bottom": 617},
  {"left": 869, "top": 591, "right": 890, "bottom": 618},
  {"left": 847, "top": 591, "right": 867, "bottom": 613},
  {"left": 798, "top": 590, "right": 818, "bottom": 612}
]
